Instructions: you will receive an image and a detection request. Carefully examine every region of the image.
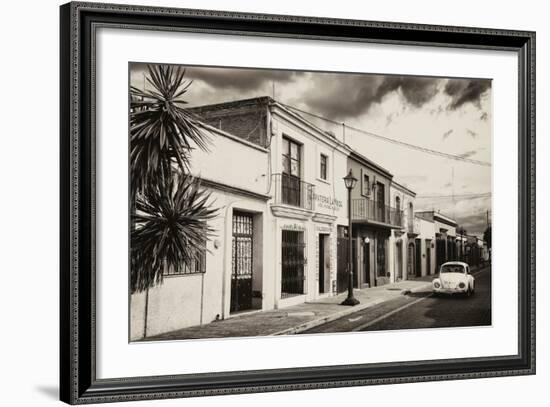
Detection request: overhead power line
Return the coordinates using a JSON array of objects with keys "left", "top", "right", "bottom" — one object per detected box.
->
[
  {"left": 416, "top": 192, "right": 492, "bottom": 199},
  {"left": 282, "top": 103, "right": 492, "bottom": 167}
]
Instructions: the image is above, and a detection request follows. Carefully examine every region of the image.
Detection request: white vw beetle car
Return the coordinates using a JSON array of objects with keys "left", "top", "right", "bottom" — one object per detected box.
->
[{"left": 432, "top": 261, "right": 475, "bottom": 296}]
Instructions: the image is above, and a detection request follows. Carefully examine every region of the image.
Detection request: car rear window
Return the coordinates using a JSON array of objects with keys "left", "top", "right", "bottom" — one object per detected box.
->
[{"left": 440, "top": 264, "right": 465, "bottom": 274}]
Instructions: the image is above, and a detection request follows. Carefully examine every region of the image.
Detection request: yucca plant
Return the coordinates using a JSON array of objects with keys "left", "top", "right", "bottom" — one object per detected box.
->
[
  {"left": 131, "top": 173, "right": 217, "bottom": 293},
  {"left": 130, "top": 64, "right": 210, "bottom": 195},
  {"left": 129, "top": 64, "right": 217, "bottom": 296}
]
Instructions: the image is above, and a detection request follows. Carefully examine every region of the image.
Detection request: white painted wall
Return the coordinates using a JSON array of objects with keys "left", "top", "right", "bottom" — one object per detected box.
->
[
  {"left": 435, "top": 219, "right": 457, "bottom": 237},
  {"left": 417, "top": 218, "right": 436, "bottom": 276},
  {"left": 130, "top": 187, "right": 271, "bottom": 338},
  {"left": 270, "top": 107, "right": 349, "bottom": 225},
  {"left": 189, "top": 125, "right": 270, "bottom": 196},
  {"left": 130, "top": 125, "right": 272, "bottom": 337}
]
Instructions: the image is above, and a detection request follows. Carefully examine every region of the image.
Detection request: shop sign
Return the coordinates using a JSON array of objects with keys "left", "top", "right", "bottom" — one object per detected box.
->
[
  {"left": 313, "top": 193, "right": 343, "bottom": 211},
  {"left": 281, "top": 223, "right": 306, "bottom": 231},
  {"left": 315, "top": 225, "right": 333, "bottom": 233}
]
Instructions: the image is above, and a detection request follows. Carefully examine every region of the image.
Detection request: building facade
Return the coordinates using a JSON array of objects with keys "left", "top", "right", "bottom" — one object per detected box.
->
[
  {"left": 130, "top": 122, "right": 273, "bottom": 340},
  {"left": 416, "top": 211, "right": 458, "bottom": 270},
  {"left": 191, "top": 97, "right": 352, "bottom": 309},
  {"left": 389, "top": 181, "right": 418, "bottom": 282},
  {"left": 130, "top": 96, "right": 484, "bottom": 340},
  {"left": 415, "top": 216, "right": 436, "bottom": 277},
  {"left": 347, "top": 152, "right": 402, "bottom": 288}
]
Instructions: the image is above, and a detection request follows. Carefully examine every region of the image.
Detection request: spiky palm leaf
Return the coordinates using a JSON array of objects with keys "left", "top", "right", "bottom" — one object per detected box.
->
[
  {"left": 130, "top": 64, "right": 210, "bottom": 195},
  {"left": 131, "top": 173, "right": 217, "bottom": 293}
]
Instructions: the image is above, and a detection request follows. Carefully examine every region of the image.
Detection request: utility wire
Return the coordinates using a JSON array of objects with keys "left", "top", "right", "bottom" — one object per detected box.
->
[
  {"left": 416, "top": 192, "right": 492, "bottom": 199},
  {"left": 281, "top": 102, "right": 492, "bottom": 167}
]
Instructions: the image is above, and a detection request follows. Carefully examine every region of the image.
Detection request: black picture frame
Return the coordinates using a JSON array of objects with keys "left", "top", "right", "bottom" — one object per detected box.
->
[{"left": 60, "top": 1, "right": 536, "bottom": 404}]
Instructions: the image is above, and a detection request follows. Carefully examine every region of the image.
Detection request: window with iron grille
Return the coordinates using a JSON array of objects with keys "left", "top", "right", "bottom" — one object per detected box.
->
[
  {"left": 163, "top": 246, "right": 206, "bottom": 276},
  {"left": 320, "top": 153, "right": 328, "bottom": 180}
]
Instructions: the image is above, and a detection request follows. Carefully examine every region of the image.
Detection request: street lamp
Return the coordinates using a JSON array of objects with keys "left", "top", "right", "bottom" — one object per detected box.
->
[{"left": 341, "top": 169, "right": 360, "bottom": 306}]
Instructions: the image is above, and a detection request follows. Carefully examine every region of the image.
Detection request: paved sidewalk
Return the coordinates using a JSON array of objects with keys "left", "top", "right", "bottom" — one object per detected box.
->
[{"left": 144, "top": 277, "right": 436, "bottom": 341}]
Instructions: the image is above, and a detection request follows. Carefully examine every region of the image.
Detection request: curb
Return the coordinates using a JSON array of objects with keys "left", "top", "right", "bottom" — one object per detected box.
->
[{"left": 271, "top": 282, "right": 434, "bottom": 336}]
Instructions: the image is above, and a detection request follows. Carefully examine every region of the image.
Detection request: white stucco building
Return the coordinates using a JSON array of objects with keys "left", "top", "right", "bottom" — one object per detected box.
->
[
  {"left": 130, "top": 121, "right": 273, "bottom": 340},
  {"left": 389, "top": 181, "right": 418, "bottom": 281},
  {"left": 131, "top": 97, "right": 353, "bottom": 339},
  {"left": 416, "top": 210, "right": 458, "bottom": 270}
]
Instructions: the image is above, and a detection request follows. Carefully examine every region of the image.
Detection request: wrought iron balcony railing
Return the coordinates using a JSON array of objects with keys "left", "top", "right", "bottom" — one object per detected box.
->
[
  {"left": 351, "top": 198, "right": 403, "bottom": 227},
  {"left": 271, "top": 173, "right": 315, "bottom": 211}
]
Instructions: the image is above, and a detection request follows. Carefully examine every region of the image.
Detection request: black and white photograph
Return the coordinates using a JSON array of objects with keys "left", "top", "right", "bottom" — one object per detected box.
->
[{"left": 129, "top": 63, "right": 493, "bottom": 341}]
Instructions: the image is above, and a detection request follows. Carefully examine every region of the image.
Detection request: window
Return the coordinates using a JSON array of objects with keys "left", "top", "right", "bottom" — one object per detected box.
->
[
  {"left": 376, "top": 182, "right": 385, "bottom": 222},
  {"left": 163, "top": 247, "right": 206, "bottom": 276},
  {"left": 282, "top": 137, "right": 301, "bottom": 178},
  {"left": 320, "top": 154, "right": 328, "bottom": 180},
  {"left": 440, "top": 264, "right": 466, "bottom": 274},
  {"left": 362, "top": 173, "right": 370, "bottom": 196},
  {"left": 282, "top": 137, "right": 302, "bottom": 206}
]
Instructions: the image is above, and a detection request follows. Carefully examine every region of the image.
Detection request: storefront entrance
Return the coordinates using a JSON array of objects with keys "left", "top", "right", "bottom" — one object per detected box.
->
[{"left": 281, "top": 230, "right": 306, "bottom": 298}]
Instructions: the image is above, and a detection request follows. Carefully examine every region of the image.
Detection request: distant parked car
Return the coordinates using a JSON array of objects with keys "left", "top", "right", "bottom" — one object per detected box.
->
[{"left": 432, "top": 261, "right": 475, "bottom": 297}]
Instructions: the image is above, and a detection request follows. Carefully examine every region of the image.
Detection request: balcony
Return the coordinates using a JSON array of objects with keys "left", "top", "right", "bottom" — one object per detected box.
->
[
  {"left": 351, "top": 198, "right": 403, "bottom": 228},
  {"left": 271, "top": 174, "right": 315, "bottom": 218}
]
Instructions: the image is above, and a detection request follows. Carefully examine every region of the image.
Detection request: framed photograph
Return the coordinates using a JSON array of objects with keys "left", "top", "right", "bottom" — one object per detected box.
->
[{"left": 60, "top": 1, "right": 535, "bottom": 404}]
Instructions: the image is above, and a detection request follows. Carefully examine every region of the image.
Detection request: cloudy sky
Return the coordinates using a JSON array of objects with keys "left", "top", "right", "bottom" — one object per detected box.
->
[{"left": 130, "top": 63, "right": 492, "bottom": 236}]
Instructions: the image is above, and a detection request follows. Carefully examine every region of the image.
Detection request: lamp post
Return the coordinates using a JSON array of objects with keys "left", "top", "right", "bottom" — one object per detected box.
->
[{"left": 341, "top": 169, "right": 360, "bottom": 306}]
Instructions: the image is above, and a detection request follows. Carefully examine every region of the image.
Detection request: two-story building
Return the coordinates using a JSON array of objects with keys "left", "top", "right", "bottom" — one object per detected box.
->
[
  {"left": 347, "top": 152, "right": 402, "bottom": 288},
  {"left": 389, "top": 181, "right": 417, "bottom": 281},
  {"left": 191, "top": 97, "right": 351, "bottom": 310}
]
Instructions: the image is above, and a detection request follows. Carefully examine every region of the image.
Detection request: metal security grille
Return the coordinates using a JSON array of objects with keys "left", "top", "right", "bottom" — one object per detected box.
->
[
  {"left": 230, "top": 212, "right": 254, "bottom": 313},
  {"left": 162, "top": 250, "right": 205, "bottom": 276},
  {"left": 281, "top": 230, "right": 306, "bottom": 298}
]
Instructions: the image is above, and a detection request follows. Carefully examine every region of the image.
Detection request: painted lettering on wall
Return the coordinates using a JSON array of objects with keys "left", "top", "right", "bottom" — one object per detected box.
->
[
  {"left": 315, "top": 225, "right": 333, "bottom": 233},
  {"left": 313, "top": 193, "right": 343, "bottom": 211},
  {"left": 281, "top": 224, "right": 306, "bottom": 231}
]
